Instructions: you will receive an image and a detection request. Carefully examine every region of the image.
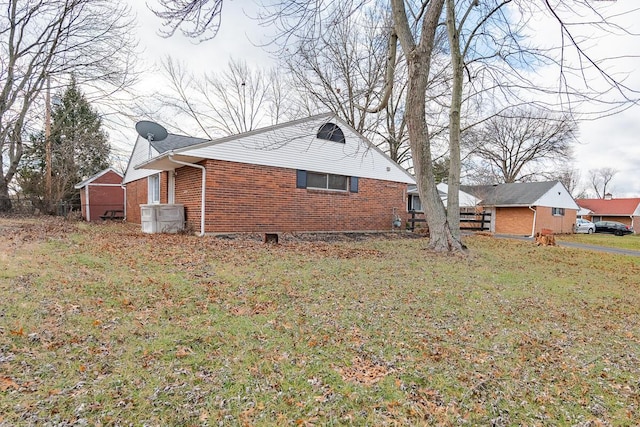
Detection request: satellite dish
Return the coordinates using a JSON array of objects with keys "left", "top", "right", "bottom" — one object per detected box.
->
[{"left": 135, "top": 120, "right": 168, "bottom": 142}]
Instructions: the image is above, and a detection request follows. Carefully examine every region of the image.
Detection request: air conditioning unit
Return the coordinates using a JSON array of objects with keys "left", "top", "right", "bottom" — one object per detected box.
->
[{"left": 140, "top": 204, "right": 185, "bottom": 234}]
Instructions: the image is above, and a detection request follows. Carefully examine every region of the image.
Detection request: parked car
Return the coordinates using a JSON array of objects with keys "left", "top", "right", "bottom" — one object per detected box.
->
[
  {"left": 574, "top": 218, "right": 595, "bottom": 234},
  {"left": 594, "top": 221, "right": 634, "bottom": 236}
]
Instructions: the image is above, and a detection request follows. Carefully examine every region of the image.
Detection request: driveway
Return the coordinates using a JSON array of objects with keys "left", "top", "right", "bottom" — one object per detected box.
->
[{"left": 492, "top": 234, "right": 640, "bottom": 257}]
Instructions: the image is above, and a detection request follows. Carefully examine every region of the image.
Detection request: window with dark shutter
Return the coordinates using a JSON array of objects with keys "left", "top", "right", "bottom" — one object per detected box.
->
[
  {"left": 296, "top": 170, "right": 307, "bottom": 188},
  {"left": 350, "top": 176, "right": 358, "bottom": 193}
]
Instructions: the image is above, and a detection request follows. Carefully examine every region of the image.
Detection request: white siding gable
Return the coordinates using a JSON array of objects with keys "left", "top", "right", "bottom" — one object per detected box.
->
[
  {"left": 123, "top": 136, "right": 163, "bottom": 184},
  {"left": 173, "top": 116, "right": 414, "bottom": 184},
  {"left": 534, "top": 182, "right": 579, "bottom": 209}
]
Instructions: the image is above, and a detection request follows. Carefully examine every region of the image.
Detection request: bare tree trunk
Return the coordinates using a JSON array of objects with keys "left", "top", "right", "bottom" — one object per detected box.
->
[
  {"left": 0, "top": 177, "right": 11, "bottom": 211},
  {"left": 392, "top": 0, "right": 464, "bottom": 252},
  {"left": 445, "top": 0, "right": 462, "bottom": 242}
]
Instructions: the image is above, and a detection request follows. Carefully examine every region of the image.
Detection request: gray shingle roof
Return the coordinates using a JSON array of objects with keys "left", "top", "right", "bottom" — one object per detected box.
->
[
  {"left": 150, "top": 134, "right": 209, "bottom": 154},
  {"left": 461, "top": 181, "right": 558, "bottom": 206}
]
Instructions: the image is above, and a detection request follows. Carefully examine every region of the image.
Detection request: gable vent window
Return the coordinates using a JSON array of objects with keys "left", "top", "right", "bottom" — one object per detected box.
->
[{"left": 317, "top": 122, "right": 345, "bottom": 143}]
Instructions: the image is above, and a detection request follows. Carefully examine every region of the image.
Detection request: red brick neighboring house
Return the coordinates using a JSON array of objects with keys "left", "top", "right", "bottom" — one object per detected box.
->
[
  {"left": 461, "top": 181, "right": 579, "bottom": 236},
  {"left": 575, "top": 196, "right": 640, "bottom": 233},
  {"left": 74, "top": 168, "right": 124, "bottom": 222},
  {"left": 122, "top": 114, "right": 415, "bottom": 234}
]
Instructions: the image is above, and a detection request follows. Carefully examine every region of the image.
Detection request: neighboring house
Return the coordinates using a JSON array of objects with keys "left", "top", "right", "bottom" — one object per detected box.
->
[
  {"left": 575, "top": 196, "right": 640, "bottom": 232},
  {"left": 74, "top": 168, "right": 124, "bottom": 222},
  {"left": 407, "top": 183, "right": 481, "bottom": 212},
  {"left": 461, "top": 181, "right": 579, "bottom": 236},
  {"left": 122, "top": 114, "right": 415, "bottom": 234}
]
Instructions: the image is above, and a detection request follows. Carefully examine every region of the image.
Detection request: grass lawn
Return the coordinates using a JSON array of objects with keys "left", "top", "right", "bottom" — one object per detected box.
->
[
  {"left": 557, "top": 232, "right": 640, "bottom": 251},
  {"left": 1, "top": 217, "right": 639, "bottom": 426}
]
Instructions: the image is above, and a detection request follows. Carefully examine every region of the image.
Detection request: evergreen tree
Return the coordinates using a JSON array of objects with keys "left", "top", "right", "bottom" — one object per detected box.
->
[{"left": 18, "top": 78, "right": 111, "bottom": 213}]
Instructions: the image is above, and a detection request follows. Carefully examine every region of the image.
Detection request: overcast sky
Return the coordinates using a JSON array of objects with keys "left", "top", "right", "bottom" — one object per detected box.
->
[{"left": 119, "top": 1, "right": 640, "bottom": 197}]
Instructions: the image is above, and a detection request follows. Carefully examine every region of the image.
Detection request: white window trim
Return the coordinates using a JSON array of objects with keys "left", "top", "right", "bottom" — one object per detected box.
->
[
  {"left": 168, "top": 171, "right": 175, "bottom": 204},
  {"left": 148, "top": 173, "right": 160, "bottom": 204}
]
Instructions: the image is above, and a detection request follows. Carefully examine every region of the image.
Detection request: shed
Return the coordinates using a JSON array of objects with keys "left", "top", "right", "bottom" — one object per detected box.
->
[{"left": 74, "top": 168, "right": 125, "bottom": 222}]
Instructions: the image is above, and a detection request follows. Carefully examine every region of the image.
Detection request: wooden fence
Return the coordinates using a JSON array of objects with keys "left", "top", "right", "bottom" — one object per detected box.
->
[{"left": 407, "top": 210, "right": 491, "bottom": 232}]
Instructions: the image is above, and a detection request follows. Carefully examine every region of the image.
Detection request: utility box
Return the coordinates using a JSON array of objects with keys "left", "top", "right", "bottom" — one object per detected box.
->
[{"left": 140, "top": 204, "right": 185, "bottom": 234}]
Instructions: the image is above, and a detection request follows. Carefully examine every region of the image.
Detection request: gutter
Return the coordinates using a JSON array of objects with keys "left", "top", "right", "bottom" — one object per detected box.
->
[
  {"left": 167, "top": 153, "right": 206, "bottom": 237},
  {"left": 528, "top": 205, "right": 537, "bottom": 238}
]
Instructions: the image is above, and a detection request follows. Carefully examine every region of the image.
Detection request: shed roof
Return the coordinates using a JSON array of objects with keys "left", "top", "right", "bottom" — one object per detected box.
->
[
  {"left": 74, "top": 167, "right": 123, "bottom": 189},
  {"left": 575, "top": 198, "right": 640, "bottom": 216}
]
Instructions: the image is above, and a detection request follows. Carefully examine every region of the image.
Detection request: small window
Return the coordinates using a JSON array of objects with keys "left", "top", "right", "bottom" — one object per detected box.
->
[
  {"left": 148, "top": 173, "right": 160, "bottom": 204},
  {"left": 307, "top": 172, "right": 328, "bottom": 189},
  {"left": 328, "top": 174, "right": 347, "bottom": 190},
  {"left": 552, "top": 207, "right": 565, "bottom": 216},
  {"left": 409, "top": 195, "right": 422, "bottom": 212},
  {"left": 317, "top": 122, "right": 345, "bottom": 143},
  {"left": 305, "top": 171, "right": 348, "bottom": 191}
]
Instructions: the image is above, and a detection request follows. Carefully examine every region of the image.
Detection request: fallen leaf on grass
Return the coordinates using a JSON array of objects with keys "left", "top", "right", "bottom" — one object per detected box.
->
[
  {"left": 0, "top": 377, "right": 19, "bottom": 391},
  {"left": 175, "top": 346, "right": 194, "bottom": 358},
  {"left": 337, "top": 356, "right": 395, "bottom": 386},
  {"left": 10, "top": 327, "right": 24, "bottom": 336}
]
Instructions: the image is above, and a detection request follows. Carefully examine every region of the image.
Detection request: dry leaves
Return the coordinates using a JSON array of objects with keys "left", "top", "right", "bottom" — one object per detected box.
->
[{"left": 337, "top": 355, "right": 395, "bottom": 386}]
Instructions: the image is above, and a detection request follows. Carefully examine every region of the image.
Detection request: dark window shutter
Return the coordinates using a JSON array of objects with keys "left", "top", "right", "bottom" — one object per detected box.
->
[
  {"left": 350, "top": 176, "right": 359, "bottom": 193},
  {"left": 296, "top": 170, "right": 307, "bottom": 188}
]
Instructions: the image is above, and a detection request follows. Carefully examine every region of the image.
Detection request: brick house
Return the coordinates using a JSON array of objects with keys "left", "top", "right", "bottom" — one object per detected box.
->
[
  {"left": 575, "top": 196, "right": 640, "bottom": 233},
  {"left": 122, "top": 114, "right": 415, "bottom": 234},
  {"left": 461, "top": 181, "right": 579, "bottom": 236},
  {"left": 74, "top": 168, "right": 124, "bottom": 222}
]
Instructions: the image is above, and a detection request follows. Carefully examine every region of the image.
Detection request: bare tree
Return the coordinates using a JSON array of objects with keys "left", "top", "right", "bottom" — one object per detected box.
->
[
  {"left": 157, "top": 57, "right": 296, "bottom": 138},
  {"left": 554, "top": 167, "right": 584, "bottom": 198},
  {"left": 589, "top": 167, "right": 617, "bottom": 199},
  {"left": 152, "top": 0, "right": 640, "bottom": 253},
  {"left": 465, "top": 107, "right": 576, "bottom": 183},
  {"left": 283, "top": 5, "right": 414, "bottom": 163},
  {"left": 0, "top": 0, "right": 137, "bottom": 211}
]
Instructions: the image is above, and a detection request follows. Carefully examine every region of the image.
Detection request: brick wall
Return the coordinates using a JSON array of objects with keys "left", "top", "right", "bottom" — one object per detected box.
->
[
  {"left": 125, "top": 177, "right": 149, "bottom": 224},
  {"left": 494, "top": 207, "right": 534, "bottom": 235},
  {"left": 535, "top": 207, "right": 577, "bottom": 234},
  {"left": 494, "top": 206, "right": 577, "bottom": 235},
  {"left": 129, "top": 159, "right": 408, "bottom": 233}
]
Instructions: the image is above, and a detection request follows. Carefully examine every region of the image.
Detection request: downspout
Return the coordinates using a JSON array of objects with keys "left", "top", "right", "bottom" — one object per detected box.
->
[
  {"left": 121, "top": 184, "right": 127, "bottom": 221},
  {"left": 167, "top": 153, "right": 206, "bottom": 237},
  {"left": 85, "top": 185, "right": 90, "bottom": 221},
  {"left": 528, "top": 206, "right": 537, "bottom": 238}
]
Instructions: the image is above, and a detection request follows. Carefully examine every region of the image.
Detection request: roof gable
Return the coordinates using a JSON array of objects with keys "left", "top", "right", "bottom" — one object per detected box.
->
[
  {"left": 74, "top": 167, "right": 123, "bottom": 189},
  {"left": 123, "top": 133, "right": 208, "bottom": 184},
  {"left": 462, "top": 181, "right": 578, "bottom": 209},
  {"left": 575, "top": 198, "right": 640, "bottom": 216},
  {"left": 134, "top": 114, "right": 415, "bottom": 184}
]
